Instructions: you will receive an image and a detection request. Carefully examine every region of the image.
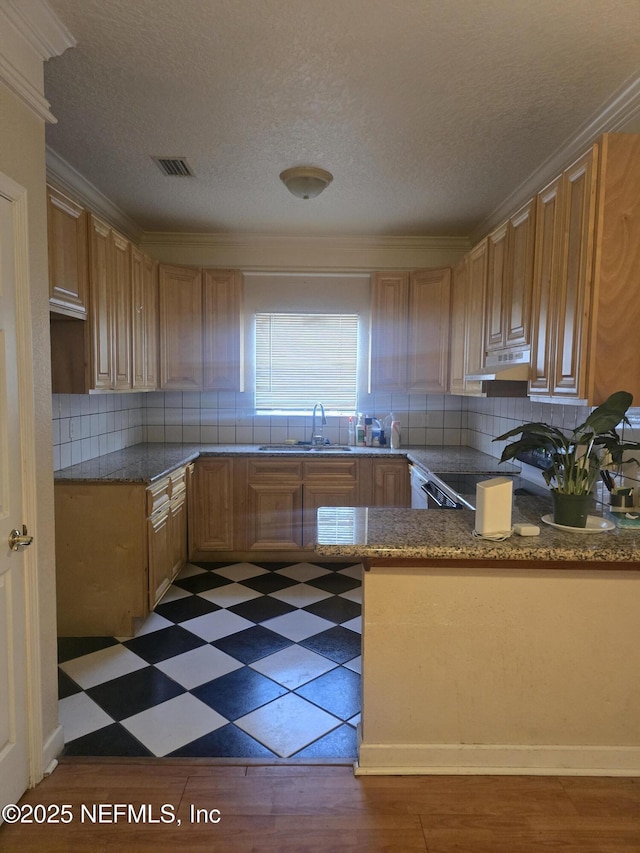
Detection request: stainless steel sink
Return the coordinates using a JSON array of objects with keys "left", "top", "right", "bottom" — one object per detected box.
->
[{"left": 257, "top": 444, "right": 352, "bottom": 452}]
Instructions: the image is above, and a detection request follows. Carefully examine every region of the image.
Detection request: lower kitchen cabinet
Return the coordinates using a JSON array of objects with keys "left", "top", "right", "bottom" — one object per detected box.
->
[
  {"left": 55, "top": 464, "right": 192, "bottom": 636},
  {"left": 189, "top": 454, "right": 410, "bottom": 561}
]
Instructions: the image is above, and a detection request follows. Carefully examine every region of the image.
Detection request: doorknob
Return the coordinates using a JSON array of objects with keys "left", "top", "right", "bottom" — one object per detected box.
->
[{"left": 8, "top": 525, "right": 34, "bottom": 551}]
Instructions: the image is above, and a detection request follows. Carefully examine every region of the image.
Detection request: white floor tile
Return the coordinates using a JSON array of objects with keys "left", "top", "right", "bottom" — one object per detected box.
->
[
  {"left": 157, "top": 584, "right": 192, "bottom": 604},
  {"left": 274, "top": 562, "right": 331, "bottom": 582},
  {"left": 269, "top": 583, "right": 332, "bottom": 607},
  {"left": 59, "top": 692, "right": 114, "bottom": 742},
  {"left": 155, "top": 644, "right": 242, "bottom": 689},
  {"left": 235, "top": 693, "right": 340, "bottom": 758},
  {"left": 198, "top": 582, "right": 263, "bottom": 608},
  {"left": 340, "top": 587, "right": 362, "bottom": 604},
  {"left": 59, "top": 644, "right": 148, "bottom": 690},
  {"left": 342, "top": 616, "right": 362, "bottom": 634},
  {"left": 122, "top": 694, "right": 228, "bottom": 757},
  {"left": 337, "top": 564, "right": 363, "bottom": 579},
  {"left": 176, "top": 562, "right": 207, "bottom": 579},
  {"left": 214, "top": 562, "right": 268, "bottom": 582},
  {"left": 262, "top": 610, "right": 334, "bottom": 642},
  {"left": 250, "top": 644, "right": 336, "bottom": 689},
  {"left": 344, "top": 655, "right": 362, "bottom": 673},
  {"left": 130, "top": 612, "right": 174, "bottom": 638},
  {"left": 181, "top": 609, "right": 255, "bottom": 642}
]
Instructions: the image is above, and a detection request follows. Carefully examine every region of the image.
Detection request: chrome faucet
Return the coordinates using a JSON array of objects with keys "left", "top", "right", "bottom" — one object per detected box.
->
[{"left": 311, "top": 402, "right": 327, "bottom": 445}]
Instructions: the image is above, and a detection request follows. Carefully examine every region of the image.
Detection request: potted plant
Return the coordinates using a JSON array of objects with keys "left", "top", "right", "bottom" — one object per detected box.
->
[{"left": 494, "top": 390, "right": 640, "bottom": 528}]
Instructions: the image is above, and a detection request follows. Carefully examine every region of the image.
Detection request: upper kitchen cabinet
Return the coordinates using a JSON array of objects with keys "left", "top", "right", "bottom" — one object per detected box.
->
[
  {"left": 203, "top": 269, "right": 244, "bottom": 392},
  {"left": 530, "top": 134, "right": 640, "bottom": 404},
  {"left": 50, "top": 213, "right": 141, "bottom": 393},
  {"left": 158, "top": 264, "right": 244, "bottom": 392},
  {"left": 448, "top": 244, "right": 485, "bottom": 396},
  {"left": 484, "top": 199, "right": 536, "bottom": 355},
  {"left": 131, "top": 247, "right": 159, "bottom": 391},
  {"left": 47, "top": 185, "right": 88, "bottom": 319},
  {"left": 370, "top": 267, "right": 451, "bottom": 394}
]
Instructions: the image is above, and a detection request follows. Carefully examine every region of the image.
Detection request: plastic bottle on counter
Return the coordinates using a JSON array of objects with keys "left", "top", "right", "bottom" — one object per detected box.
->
[
  {"left": 356, "top": 413, "right": 365, "bottom": 446},
  {"left": 389, "top": 413, "right": 401, "bottom": 449},
  {"left": 364, "top": 416, "right": 373, "bottom": 446},
  {"left": 347, "top": 416, "right": 356, "bottom": 446}
]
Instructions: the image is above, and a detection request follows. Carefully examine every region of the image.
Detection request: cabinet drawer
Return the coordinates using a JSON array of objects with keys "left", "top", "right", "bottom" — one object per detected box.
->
[
  {"left": 169, "top": 466, "right": 187, "bottom": 498},
  {"left": 247, "top": 460, "right": 303, "bottom": 481},
  {"left": 303, "top": 460, "right": 358, "bottom": 481},
  {"left": 146, "top": 476, "right": 171, "bottom": 516}
]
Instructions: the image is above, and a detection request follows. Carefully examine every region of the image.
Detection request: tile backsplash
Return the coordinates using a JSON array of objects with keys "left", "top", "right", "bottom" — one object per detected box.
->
[{"left": 52, "top": 389, "right": 640, "bottom": 493}]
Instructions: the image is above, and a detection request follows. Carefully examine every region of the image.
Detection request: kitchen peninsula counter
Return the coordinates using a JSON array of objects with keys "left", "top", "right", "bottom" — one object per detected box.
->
[
  {"left": 316, "top": 498, "right": 640, "bottom": 563},
  {"left": 317, "top": 500, "right": 640, "bottom": 778}
]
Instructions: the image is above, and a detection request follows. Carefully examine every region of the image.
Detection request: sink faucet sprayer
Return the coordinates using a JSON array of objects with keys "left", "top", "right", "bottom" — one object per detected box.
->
[{"left": 311, "top": 402, "right": 327, "bottom": 445}]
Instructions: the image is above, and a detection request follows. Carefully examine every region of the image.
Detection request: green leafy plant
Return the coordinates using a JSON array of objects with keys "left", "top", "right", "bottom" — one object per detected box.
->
[{"left": 494, "top": 391, "right": 640, "bottom": 495}]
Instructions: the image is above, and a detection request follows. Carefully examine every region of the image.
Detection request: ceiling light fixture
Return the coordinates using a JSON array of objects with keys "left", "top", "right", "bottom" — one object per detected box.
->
[{"left": 279, "top": 166, "right": 333, "bottom": 199}]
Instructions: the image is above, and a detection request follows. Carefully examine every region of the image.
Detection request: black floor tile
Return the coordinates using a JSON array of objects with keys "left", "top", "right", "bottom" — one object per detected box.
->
[
  {"left": 57, "top": 636, "right": 119, "bottom": 664},
  {"left": 167, "top": 723, "right": 277, "bottom": 758},
  {"left": 58, "top": 668, "right": 82, "bottom": 700},
  {"left": 63, "top": 723, "right": 153, "bottom": 757},
  {"left": 86, "top": 666, "right": 186, "bottom": 719},
  {"left": 211, "top": 625, "right": 293, "bottom": 664},
  {"left": 123, "top": 625, "right": 206, "bottom": 664},
  {"left": 303, "top": 595, "right": 361, "bottom": 624},
  {"left": 306, "top": 573, "right": 361, "bottom": 595},
  {"left": 172, "top": 571, "right": 233, "bottom": 594},
  {"left": 192, "top": 667, "right": 288, "bottom": 719},
  {"left": 240, "top": 573, "right": 299, "bottom": 594},
  {"left": 299, "top": 626, "right": 361, "bottom": 663},
  {"left": 295, "top": 667, "right": 361, "bottom": 720},
  {"left": 291, "top": 723, "right": 358, "bottom": 759},
  {"left": 228, "top": 595, "right": 296, "bottom": 623},
  {"left": 154, "top": 594, "right": 221, "bottom": 623}
]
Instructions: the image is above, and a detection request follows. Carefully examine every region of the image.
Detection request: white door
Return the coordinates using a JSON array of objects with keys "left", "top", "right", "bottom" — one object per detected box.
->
[{"left": 0, "top": 189, "right": 30, "bottom": 810}]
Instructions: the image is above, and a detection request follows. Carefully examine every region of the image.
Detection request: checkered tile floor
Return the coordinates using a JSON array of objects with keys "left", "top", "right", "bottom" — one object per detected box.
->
[{"left": 57, "top": 561, "right": 362, "bottom": 759}]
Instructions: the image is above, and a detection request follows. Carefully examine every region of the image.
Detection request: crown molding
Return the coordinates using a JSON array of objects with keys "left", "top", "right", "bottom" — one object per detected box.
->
[
  {"left": 140, "top": 231, "right": 470, "bottom": 271},
  {"left": 470, "top": 71, "right": 640, "bottom": 244},
  {"left": 46, "top": 147, "right": 143, "bottom": 241},
  {"left": 0, "top": 0, "right": 75, "bottom": 123}
]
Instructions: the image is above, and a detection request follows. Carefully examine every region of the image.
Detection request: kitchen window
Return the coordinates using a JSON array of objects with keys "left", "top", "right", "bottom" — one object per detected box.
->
[{"left": 255, "top": 312, "right": 359, "bottom": 415}]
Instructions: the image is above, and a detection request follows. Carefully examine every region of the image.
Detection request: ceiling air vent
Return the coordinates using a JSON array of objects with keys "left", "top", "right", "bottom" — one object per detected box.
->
[{"left": 151, "top": 156, "right": 194, "bottom": 177}]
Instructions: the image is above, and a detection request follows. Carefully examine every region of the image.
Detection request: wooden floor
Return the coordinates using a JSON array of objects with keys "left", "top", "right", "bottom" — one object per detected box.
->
[{"left": 1, "top": 759, "right": 640, "bottom": 852}]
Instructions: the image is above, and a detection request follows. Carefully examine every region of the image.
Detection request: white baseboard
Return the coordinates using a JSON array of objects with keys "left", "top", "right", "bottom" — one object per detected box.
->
[
  {"left": 42, "top": 724, "right": 64, "bottom": 776},
  {"left": 355, "top": 742, "right": 640, "bottom": 776}
]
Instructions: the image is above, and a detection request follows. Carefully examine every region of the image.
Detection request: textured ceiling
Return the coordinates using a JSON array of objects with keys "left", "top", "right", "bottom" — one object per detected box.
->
[{"left": 44, "top": 0, "right": 640, "bottom": 237}]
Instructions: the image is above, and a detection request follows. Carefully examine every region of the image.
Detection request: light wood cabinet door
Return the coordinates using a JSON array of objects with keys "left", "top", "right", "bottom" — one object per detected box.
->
[
  {"left": 158, "top": 264, "right": 203, "bottom": 390},
  {"left": 170, "top": 491, "right": 187, "bottom": 581},
  {"left": 148, "top": 505, "right": 172, "bottom": 609},
  {"left": 485, "top": 221, "right": 508, "bottom": 353},
  {"left": 552, "top": 149, "right": 597, "bottom": 398},
  {"left": 132, "top": 247, "right": 158, "bottom": 391},
  {"left": 242, "top": 459, "right": 304, "bottom": 551},
  {"left": 407, "top": 267, "right": 451, "bottom": 394},
  {"left": 466, "top": 238, "right": 488, "bottom": 389},
  {"left": 370, "top": 272, "right": 410, "bottom": 392},
  {"left": 370, "top": 459, "right": 410, "bottom": 507},
  {"left": 189, "top": 458, "right": 235, "bottom": 554},
  {"left": 203, "top": 269, "right": 243, "bottom": 391},
  {"left": 448, "top": 257, "right": 468, "bottom": 396},
  {"left": 112, "top": 230, "right": 132, "bottom": 390},
  {"left": 505, "top": 199, "right": 535, "bottom": 349},
  {"left": 47, "top": 185, "right": 88, "bottom": 318},
  {"left": 530, "top": 175, "right": 563, "bottom": 395},
  {"left": 88, "top": 214, "right": 113, "bottom": 389},
  {"left": 303, "top": 460, "right": 359, "bottom": 548}
]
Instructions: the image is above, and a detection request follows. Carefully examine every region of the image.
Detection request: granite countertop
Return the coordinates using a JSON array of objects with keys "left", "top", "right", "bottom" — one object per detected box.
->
[
  {"left": 53, "top": 443, "right": 515, "bottom": 484},
  {"left": 316, "top": 499, "right": 640, "bottom": 563}
]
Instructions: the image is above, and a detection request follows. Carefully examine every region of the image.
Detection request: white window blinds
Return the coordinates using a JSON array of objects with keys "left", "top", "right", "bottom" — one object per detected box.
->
[{"left": 255, "top": 312, "right": 359, "bottom": 413}]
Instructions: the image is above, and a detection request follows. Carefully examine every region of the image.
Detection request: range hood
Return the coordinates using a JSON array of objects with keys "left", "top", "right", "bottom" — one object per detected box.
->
[{"left": 465, "top": 349, "right": 531, "bottom": 382}]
